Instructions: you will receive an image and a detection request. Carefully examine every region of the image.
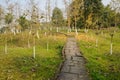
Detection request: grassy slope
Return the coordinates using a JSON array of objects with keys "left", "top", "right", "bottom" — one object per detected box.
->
[
  {"left": 0, "top": 31, "right": 66, "bottom": 80},
  {"left": 77, "top": 29, "right": 120, "bottom": 80}
]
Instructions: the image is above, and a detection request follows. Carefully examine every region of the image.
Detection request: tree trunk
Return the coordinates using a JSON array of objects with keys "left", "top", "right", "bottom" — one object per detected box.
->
[
  {"left": 33, "top": 46, "right": 35, "bottom": 58},
  {"left": 110, "top": 43, "right": 113, "bottom": 55},
  {"left": 57, "top": 27, "right": 59, "bottom": 32},
  {"left": 36, "top": 30, "right": 39, "bottom": 39},
  {"left": 28, "top": 40, "right": 30, "bottom": 48},
  {"left": 50, "top": 27, "right": 52, "bottom": 31},
  {"left": 5, "top": 36, "right": 8, "bottom": 54},
  {"left": 84, "top": 27, "right": 88, "bottom": 33},
  {"left": 33, "top": 37, "right": 35, "bottom": 58},
  {"left": 5, "top": 43, "right": 7, "bottom": 54},
  {"left": 45, "top": 32, "right": 47, "bottom": 36},
  {"left": 54, "top": 35, "right": 56, "bottom": 41},
  {"left": 47, "top": 42, "right": 49, "bottom": 51},
  {"left": 75, "top": 29, "right": 78, "bottom": 35},
  {"left": 13, "top": 31, "right": 16, "bottom": 35},
  {"left": 96, "top": 38, "right": 98, "bottom": 47}
]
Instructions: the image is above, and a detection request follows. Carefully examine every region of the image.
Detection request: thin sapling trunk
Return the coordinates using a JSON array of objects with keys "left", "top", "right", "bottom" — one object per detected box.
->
[
  {"left": 110, "top": 33, "right": 114, "bottom": 55},
  {"left": 95, "top": 32, "right": 99, "bottom": 47},
  {"left": 5, "top": 37, "right": 8, "bottom": 54},
  {"left": 32, "top": 33, "right": 36, "bottom": 58}
]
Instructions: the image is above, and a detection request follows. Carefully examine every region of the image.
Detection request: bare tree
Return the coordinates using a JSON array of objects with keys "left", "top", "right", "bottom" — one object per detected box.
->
[
  {"left": 63, "top": 0, "right": 71, "bottom": 33},
  {"left": 45, "top": 0, "right": 51, "bottom": 28},
  {"left": 27, "top": 0, "right": 40, "bottom": 58},
  {"left": 0, "top": 5, "right": 4, "bottom": 25},
  {"left": 46, "top": 0, "right": 52, "bottom": 51},
  {"left": 48, "top": 0, "right": 51, "bottom": 23}
]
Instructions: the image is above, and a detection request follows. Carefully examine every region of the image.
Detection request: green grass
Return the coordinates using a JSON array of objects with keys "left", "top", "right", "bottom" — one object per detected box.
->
[
  {"left": 1, "top": 28, "right": 119, "bottom": 80},
  {"left": 77, "top": 29, "right": 120, "bottom": 80},
  {"left": 0, "top": 30, "right": 66, "bottom": 80}
]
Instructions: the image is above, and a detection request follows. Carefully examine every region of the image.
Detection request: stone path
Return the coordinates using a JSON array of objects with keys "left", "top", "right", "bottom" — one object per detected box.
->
[{"left": 57, "top": 37, "right": 90, "bottom": 80}]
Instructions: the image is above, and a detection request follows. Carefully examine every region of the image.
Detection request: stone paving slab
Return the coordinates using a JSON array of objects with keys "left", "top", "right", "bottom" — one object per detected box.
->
[
  {"left": 57, "top": 73, "right": 79, "bottom": 80},
  {"left": 57, "top": 37, "right": 90, "bottom": 80}
]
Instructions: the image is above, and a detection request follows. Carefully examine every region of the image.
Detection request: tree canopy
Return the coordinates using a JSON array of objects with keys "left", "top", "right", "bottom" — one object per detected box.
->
[
  {"left": 5, "top": 13, "right": 13, "bottom": 25},
  {"left": 18, "top": 16, "right": 30, "bottom": 30},
  {"left": 69, "top": 0, "right": 120, "bottom": 29},
  {"left": 51, "top": 7, "right": 64, "bottom": 27}
]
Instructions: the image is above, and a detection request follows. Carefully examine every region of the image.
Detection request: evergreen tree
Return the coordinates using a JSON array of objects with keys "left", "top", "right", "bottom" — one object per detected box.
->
[
  {"left": 69, "top": 0, "right": 107, "bottom": 29},
  {"left": 84, "top": 0, "right": 104, "bottom": 29},
  {"left": 51, "top": 7, "right": 64, "bottom": 27}
]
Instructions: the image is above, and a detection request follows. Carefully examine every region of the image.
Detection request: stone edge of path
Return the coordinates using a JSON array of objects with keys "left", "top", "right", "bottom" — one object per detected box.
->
[{"left": 53, "top": 42, "right": 66, "bottom": 80}]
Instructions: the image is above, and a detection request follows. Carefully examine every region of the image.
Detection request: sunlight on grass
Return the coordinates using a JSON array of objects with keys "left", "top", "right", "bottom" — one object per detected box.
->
[
  {"left": 0, "top": 31, "right": 66, "bottom": 80},
  {"left": 77, "top": 29, "right": 120, "bottom": 80}
]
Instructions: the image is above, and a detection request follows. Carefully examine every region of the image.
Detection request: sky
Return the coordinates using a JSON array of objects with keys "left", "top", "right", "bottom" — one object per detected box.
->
[
  {"left": 0, "top": 0, "right": 111, "bottom": 10},
  {"left": 0, "top": 0, "right": 111, "bottom": 18},
  {"left": 0, "top": 0, "right": 112, "bottom": 28},
  {"left": 102, "top": 0, "right": 111, "bottom": 6},
  {"left": 0, "top": 0, "right": 111, "bottom": 25},
  {"left": 37, "top": 0, "right": 111, "bottom": 10}
]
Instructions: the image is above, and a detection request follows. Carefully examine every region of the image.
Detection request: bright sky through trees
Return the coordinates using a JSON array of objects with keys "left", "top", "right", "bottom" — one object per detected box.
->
[
  {"left": 102, "top": 0, "right": 111, "bottom": 6},
  {"left": 0, "top": 0, "right": 111, "bottom": 10}
]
